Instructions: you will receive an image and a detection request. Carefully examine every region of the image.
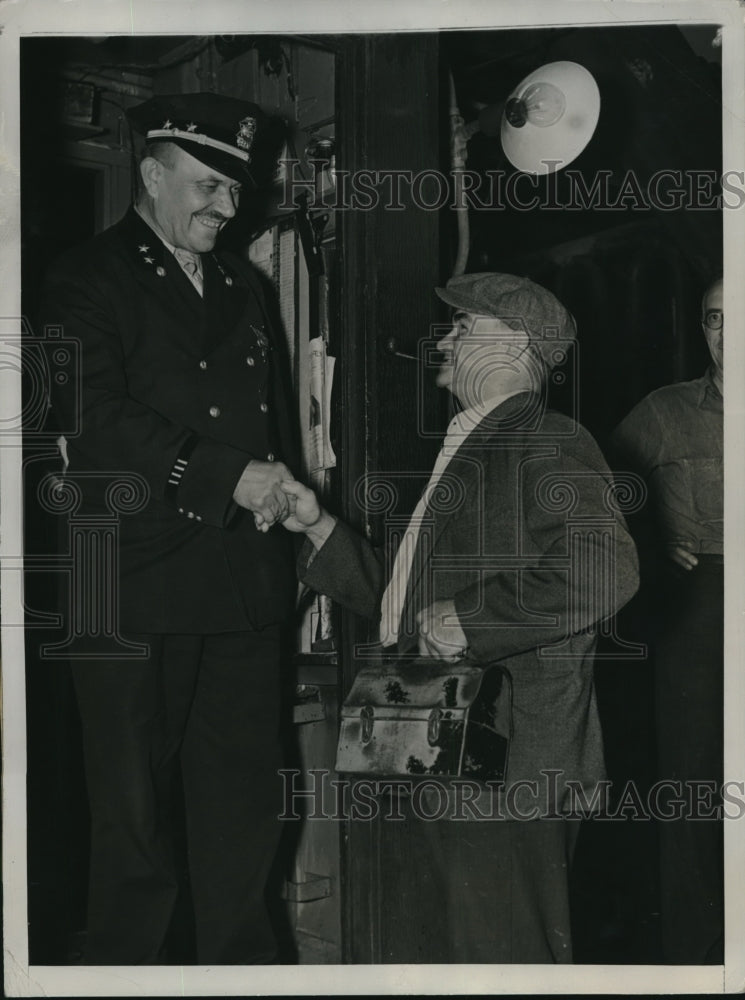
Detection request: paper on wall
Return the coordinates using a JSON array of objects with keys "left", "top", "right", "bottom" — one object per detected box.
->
[{"left": 308, "top": 336, "right": 336, "bottom": 473}]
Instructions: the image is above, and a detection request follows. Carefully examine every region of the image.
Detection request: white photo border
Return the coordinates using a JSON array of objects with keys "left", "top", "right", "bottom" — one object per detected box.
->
[{"left": 1, "top": 0, "right": 743, "bottom": 995}]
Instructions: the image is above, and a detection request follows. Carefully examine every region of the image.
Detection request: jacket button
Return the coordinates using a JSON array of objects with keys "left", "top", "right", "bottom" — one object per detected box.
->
[
  {"left": 199, "top": 360, "right": 207, "bottom": 370},
  {"left": 246, "top": 356, "right": 255, "bottom": 367},
  {"left": 196, "top": 515, "right": 202, "bottom": 522},
  {"left": 187, "top": 511, "right": 195, "bottom": 518},
  {"left": 209, "top": 406, "right": 221, "bottom": 418},
  {"left": 260, "top": 402, "right": 268, "bottom": 413},
  {"left": 178, "top": 507, "right": 184, "bottom": 514},
  {"left": 267, "top": 453, "right": 275, "bottom": 462}
]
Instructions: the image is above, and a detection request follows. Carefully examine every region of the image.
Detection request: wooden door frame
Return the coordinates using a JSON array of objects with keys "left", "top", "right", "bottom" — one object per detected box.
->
[{"left": 334, "top": 32, "right": 444, "bottom": 963}]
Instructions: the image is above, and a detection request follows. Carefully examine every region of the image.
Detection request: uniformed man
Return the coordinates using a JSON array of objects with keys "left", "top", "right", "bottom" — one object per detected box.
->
[{"left": 40, "top": 93, "right": 298, "bottom": 965}]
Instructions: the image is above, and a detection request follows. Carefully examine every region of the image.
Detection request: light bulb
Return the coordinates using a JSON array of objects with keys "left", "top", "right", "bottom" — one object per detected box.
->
[{"left": 505, "top": 81, "right": 566, "bottom": 129}]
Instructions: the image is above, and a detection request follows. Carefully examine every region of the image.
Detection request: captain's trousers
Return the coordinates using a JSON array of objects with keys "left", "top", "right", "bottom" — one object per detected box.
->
[{"left": 72, "top": 628, "right": 284, "bottom": 965}]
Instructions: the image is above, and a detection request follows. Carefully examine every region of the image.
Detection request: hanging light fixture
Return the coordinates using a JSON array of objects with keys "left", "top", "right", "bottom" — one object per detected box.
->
[
  {"left": 500, "top": 61, "right": 600, "bottom": 175},
  {"left": 449, "top": 60, "right": 601, "bottom": 275}
]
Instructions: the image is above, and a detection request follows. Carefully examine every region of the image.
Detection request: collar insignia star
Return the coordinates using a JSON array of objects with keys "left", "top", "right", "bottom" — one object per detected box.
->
[
  {"left": 138, "top": 244, "right": 150, "bottom": 253},
  {"left": 162, "top": 119, "right": 173, "bottom": 130},
  {"left": 186, "top": 122, "right": 198, "bottom": 132},
  {"left": 144, "top": 257, "right": 154, "bottom": 264}
]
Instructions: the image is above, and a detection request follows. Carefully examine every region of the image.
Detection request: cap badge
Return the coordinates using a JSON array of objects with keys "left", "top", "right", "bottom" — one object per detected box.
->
[
  {"left": 236, "top": 116, "right": 257, "bottom": 157},
  {"left": 162, "top": 119, "right": 173, "bottom": 130},
  {"left": 186, "top": 121, "right": 198, "bottom": 133}
]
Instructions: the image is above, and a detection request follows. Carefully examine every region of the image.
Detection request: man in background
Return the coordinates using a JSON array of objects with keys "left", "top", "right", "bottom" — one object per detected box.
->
[{"left": 612, "top": 276, "right": 724, "bottom": 963}]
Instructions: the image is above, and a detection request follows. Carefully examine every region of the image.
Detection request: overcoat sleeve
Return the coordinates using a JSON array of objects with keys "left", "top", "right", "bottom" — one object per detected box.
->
[
  {"left": 297, "top": 520, "right": 386, "bottom": 622},
  {"left": 41, "top": 259, "right": 252, "bottom": 528}
]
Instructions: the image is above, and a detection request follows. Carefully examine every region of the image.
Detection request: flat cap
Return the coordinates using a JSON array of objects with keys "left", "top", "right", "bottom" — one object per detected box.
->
[
  {"left": 128, "top": 92, "right": 278, "bottom": 185},
  {"left": 435, "top": 272, "right": 576, "bottom": 343}
]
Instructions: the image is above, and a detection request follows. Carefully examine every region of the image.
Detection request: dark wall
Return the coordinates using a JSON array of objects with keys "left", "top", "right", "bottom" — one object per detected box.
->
[{"left": 446, "top": 24, "right": 722, "bottom": 440}]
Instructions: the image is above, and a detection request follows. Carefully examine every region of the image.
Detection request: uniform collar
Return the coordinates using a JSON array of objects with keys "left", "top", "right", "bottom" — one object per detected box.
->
[
  {"left": 120, "top": 206, "right": 240, "bottom": 290},
  {"left": 133, "top": 205, "right": 203, "bottom": 278}
]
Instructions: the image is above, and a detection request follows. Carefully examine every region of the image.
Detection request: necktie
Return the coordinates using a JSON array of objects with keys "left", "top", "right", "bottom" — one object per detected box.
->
[{"left": 174, "top": 249, "right": 203, "bottom": 295}]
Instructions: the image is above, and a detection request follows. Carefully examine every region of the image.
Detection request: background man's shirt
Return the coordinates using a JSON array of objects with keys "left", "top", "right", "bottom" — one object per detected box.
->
[{"left": 612, "top": 368, "right": 722, "bottom": 554}]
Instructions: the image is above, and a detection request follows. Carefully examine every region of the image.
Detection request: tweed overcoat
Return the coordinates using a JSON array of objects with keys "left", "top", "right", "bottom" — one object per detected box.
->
[{"left": 300, "top": 392, "right": 640, "bottom": 812}]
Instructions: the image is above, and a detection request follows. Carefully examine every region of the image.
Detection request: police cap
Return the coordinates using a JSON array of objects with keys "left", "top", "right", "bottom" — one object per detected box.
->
[{"left": 128, "top": 92, "right": 276, "bottom": 185}]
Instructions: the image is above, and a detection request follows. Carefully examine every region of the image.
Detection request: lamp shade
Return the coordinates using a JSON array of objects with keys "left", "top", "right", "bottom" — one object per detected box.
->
[{"left": 501, "top": 61, "right": 600, "bottom": 175}]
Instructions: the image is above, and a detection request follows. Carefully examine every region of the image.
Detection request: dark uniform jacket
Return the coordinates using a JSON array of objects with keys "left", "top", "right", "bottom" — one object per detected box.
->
[
  {"left": 300, "top": 393, "right": 640, "bottom": 813},
  {"left": 40, "top": 207, "right": 297, "bottom": 634}
]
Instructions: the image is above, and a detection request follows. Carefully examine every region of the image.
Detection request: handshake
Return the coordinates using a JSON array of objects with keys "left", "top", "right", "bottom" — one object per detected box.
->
[
  {"left": 232, "top": 459, "right": 335, "bottom": 547},
  {"left": 232, "top": 459, "right": 466, "bottom": 659}
]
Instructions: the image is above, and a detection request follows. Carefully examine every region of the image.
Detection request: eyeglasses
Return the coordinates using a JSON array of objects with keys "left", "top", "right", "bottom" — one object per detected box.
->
[{"left": 703, "top": 310, "right": 723, "bottom": 330}]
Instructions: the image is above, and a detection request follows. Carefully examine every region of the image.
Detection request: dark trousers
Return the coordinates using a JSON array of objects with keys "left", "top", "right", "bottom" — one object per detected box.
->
[
  {"left": 71, "top": 628, "right": 284, "bottom": 965},
  {"left": 419, "top": 814, "right": 580, "bottom": 963},
  {"left": 655, "top": 558, "right": 723, "bottom": 963}
]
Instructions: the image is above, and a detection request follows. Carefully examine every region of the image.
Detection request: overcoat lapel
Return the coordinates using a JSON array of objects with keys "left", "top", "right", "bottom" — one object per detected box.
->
[
  {"left": 400, "top": 438, "right": 486, "bottom": 640},
  {"left": 400, "top": 392, "right": 546, "bottom": 639}
]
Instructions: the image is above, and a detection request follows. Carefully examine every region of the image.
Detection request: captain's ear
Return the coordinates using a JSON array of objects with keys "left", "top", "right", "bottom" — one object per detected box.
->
[{"left": 139, "top": 156, "right": 164, "bottom": 199}]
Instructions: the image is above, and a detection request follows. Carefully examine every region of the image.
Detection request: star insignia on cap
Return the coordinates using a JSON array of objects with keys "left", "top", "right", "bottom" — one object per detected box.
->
[
  {"left": 138, "top": 244, "right": 150, "bottom": 253},
  {"left": 162, "top": 119, "right": 173, "bottom": 130},
  {"left": 186, "top": 122, "right": 198, "bottom": 132}
]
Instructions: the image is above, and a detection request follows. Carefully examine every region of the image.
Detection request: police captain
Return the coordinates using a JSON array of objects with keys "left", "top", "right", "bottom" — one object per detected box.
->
[{"left": 40, "top": 93, "right": 298, "bottom": 965}]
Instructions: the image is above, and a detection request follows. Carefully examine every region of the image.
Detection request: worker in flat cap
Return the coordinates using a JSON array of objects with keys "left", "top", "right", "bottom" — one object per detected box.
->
[
  {"left": 39, "top": 93, "right": 297, "bottom": 964},
  {"left": 277, "top": 272, "right": 639, "bottom": 963}
]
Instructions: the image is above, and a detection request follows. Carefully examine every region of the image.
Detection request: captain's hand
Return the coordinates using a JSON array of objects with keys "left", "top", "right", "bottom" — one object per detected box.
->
[
  {"left": 233, "top": 459, "right": 292, "bottom": 527},
  {"left": 279, "top": 479, "right": 337, "bottom": 549},
  {"left": 416, "top": 600, "right": 468, "bottom": 661}
]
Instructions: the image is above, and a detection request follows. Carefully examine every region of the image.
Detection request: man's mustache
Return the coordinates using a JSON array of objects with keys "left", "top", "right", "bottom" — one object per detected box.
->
[{"left": 195, "top": 212, "right": 230, "bottom": 223}]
